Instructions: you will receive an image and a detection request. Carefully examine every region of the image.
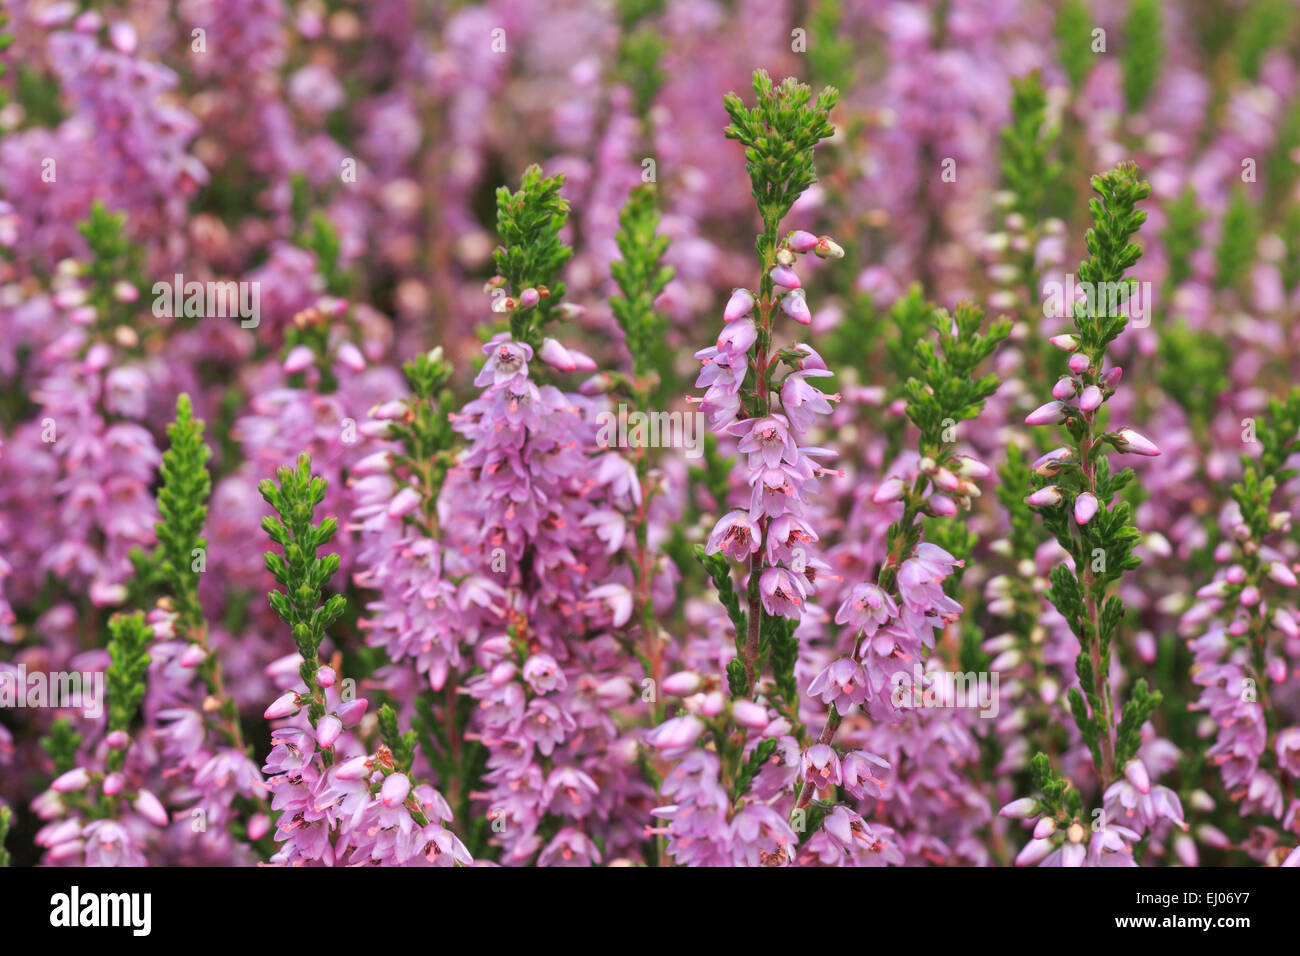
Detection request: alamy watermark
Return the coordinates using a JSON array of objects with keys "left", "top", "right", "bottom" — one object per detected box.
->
[
  {"left": 0, "top": 665, "right": 104, "bottom": 719},
  {"left": 890, "top": 663, "right": 1000, "bottom": 718},
  {"left": 152, "top": 274, "right": 260, "bottom": 328},
  {"left": 595, "top": 404, "right": 705, "bottom": 459},
  {"left": 1042, "top": 273, "right": 1151, "bottom": 328}
]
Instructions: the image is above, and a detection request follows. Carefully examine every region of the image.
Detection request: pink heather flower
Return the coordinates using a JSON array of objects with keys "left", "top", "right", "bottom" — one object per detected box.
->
[
  {"left": 770, "top": 264, "right": 800, "bottom": 289},
  {"left": 840, "top": 751, "right": 889, "bottom": 800},
  {"left": 386, "top": 486, "right": 422, "bottom": 518},
  {"left": 780, "top": 290, "right": 812, "bottom": 324},
  {"left": 759, "top": 567, "right": 806, "bottom": 617},
  {"left": 872, "top": 477, "right": 906, "bottom": 504},
  {"left": 1067, "top": 353, "right": 1090, "bottom": 374},
  {"left": 283, "top": 344, "right": 315, "bottom": 374},
  {"left": 835, "top": 582, "right": 899, "bottom": 635},
  {"left": 1267, "top": 563, "right": 1298, "bottom": 587},
  {"left": 1049, "top": 334, "right": 1079, "bottom": 351},
  {"left": 813, "top": 236, "right": 844, "bottom": 259},
  {"left": 1123, "top": 759, "right": 1151, "bottom": 794},
  {"left": 724, "top": 288, "right": 756, "bottom": 322},
  {"left": 646, "top": 715, "right": 705, "bottom": 754},
  {"left": 731, "top": 700, "right": 770, "bottom": 729},
  {"left": 1276, "top": 729, "right": 1300, "bottom": 776},
  {"left": 1025, "top": 401, "right": 1067, "bottom": 426},
  {"left": 336, "top": 341, "right": 366, "bottom": 372},
  {"left": 135, "top": 790, "right": 169, "bottom": 826},
  {"left": 785, "top": 230, "right": 818, "bottom": 252},
  {"left": 707, "top": 510, "right": 761, "bottom": 560},
  {"left": 264, "top": 691, "right": 300, "bottom": 720},
  {"left": 807, "top": 657, "right": 869, "bottom": 713},
  {"left": 1026, "top": 486, "right": 1063, "bottom": 507},
  {"left": 474, "top": 338, "right": 532, "bottom": 387},
  {"left": 1074, "top": 492, "right": 1099, "bottom": 525},
  {"left": 1052, "top": 378, "right": 1076, "bottom": 399},
  {"left": 735, "top": 416, "right": 799, "bottom": 469},
  {"left": 1078, "top": 385, "right": 1103, "bottom": 411},
  {"left": 662, "top": 672, "right": 702, "bottom": 696},
  {"left": 381, "top": 773, "right": 411, "bottom": 809},
  {"left": 1113, "top": 428, "right": 1160, "bottom": 456},
  {"left": 717, "top": 318, "right": 757, "bottom": 358},
  {"left": 928, "top": 494, "right": 957, "bottom": 516},
  {"left": 51, "top": 768, "right": 90, "bottom": 792},
  {"left": 801, "top": 744, "right": 842, "bottom": 789},
  {"left": 539, "top": 337, "right": 577, "bottom": 371}
]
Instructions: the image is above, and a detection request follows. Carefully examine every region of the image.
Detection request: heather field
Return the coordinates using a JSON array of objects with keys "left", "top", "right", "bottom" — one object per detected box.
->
[{"left": 0, "top": 0, "right": 1297, "bottom": 882}]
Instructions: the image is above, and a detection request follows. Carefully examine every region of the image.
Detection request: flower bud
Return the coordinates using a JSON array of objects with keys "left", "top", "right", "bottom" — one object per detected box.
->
[
  {"left": 381, "top": 773, "right": 411, "bottom": 808},
  {"left": 724, "top": 288, "right": 755, "bottom": 322},
  {"left": 1073, "top": 492, "right": 1099, "bottom": 525},
  {"left": 263, "top": 692, "right": 300, "bottom": 720},
  {"left": 1026, "top": 486, "right": 1063, "bottom": 507},
  {"left": 135, "top": 790, "right": 169, "bottom": 827},
  {"left": 1025, "top": 401, "right": 1067, "bottom": 426},
  {"left": 780, "top": 289, "right": 812, "bottom": 324},
  {"left": 282, "top": 345, "right": 315, "bottom": 374},
  {"left": 1113, "top": 428, "right": 1160, "bottom": 457}
]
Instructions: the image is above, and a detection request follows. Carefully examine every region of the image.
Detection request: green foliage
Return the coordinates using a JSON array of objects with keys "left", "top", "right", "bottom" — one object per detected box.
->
[
  {"left": 1000, "top": 72, "right": 1063, "bottom": 222},
  {"left": 0, "top": 805, "right": 11, "bottom": 867},
  {"left": 926, "top": 518, "right": 977, "bottom": 594},
  {"left": 40, "top": 719, "right": 82, "bottom": 776},
  {"left": 615, "top": 0, "right": 667, "bottom": 116},
  {"left": 903, "top": 302, "right": 1011, "bottom": 456},
  {"left": 1214, "top": 188, "right": 1258, "bottom": 292},
  {"left": 695, "top": 545, "right": 749, "bottom": 696},
  {"left": 1157, "top": 321, "right": 1228, "bottom": 430},
  {"left": 1073, "top": 163, "right": 1150, "bottom": 358},
  {"left": 1055, "top": 0, "right": 1094, "bottom": 91},
  {"left": 1030, "top": 751, "right": 1082, "bottom": 818},
  {"left": 806, "top": 0, "right": 856, "bottom": 91},
  {"left": 493, "top": 165, "right": 574, "bottom": 347},
  {"left": 378, "top": 703, "right": 418, "bottom": 774},
  {"left": 385, "top": 348, "right": 458, "bottom": 524},
  {"left": 1115, "top": 678, "right": 1162, "bottom": 766},
  {"left": 732, "top": 738, "right": 779, "bottom": 801},
  {"left": 297, "top": 212, "right": 351, "bottom": 298},
  {"left": 1233, "top": 388, "right": 1300, "bottom": 541},
  {"left": 1121, "top": 0, "right": 1164, "bottom": 112},
  {"left": 997, "top": 445, "right": 1041, "bottom": 558},
  {"left": 1160, "top": 187, "right": 1204, "bottom": 292},
  {"left": 761, "top": 614, "right": 799, "bottom": 708},
  {"left": 77, "top": 202, "right": 145, "bottom": 330},
  {"left": 154, "top": 395, "right": 212, "bottom": 636},
  {"left": 723, "top": 70, "right": 839, "bottom": 230},
  {"left": 1233, "top": 0, "right": 1295, "bottom": 82},
  {"left": 610, "top": 185, "right": 674, "bottom": 381},
  {"left": 260, "top": 454, "right": 347, "bottom": 724},
  {"left": 105, "top": 612, "right": 151, "bottom": 771}
]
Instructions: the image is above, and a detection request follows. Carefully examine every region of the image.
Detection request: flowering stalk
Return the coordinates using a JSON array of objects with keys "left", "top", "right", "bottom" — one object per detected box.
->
[
  {"left": 1023, "top": 163, "right": 1159, "bottom": 786},
  {"left": 34, "top": 612, "right": 168, "bottom": 866},
  {"left": 795, "top": 302, "right": 1009, "bottom": 816},
  {"left": 260, "top": 454, "right": 468, "bottom": 865},
  {"left": 702, "top": 70, "right": 840, "bottom": 699},
  {"left": 601, "top": 185, "right": 676, "bottom": 712},
  {"left": 1182, "top": 388, "right": 1300, "bottom": 843}
]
